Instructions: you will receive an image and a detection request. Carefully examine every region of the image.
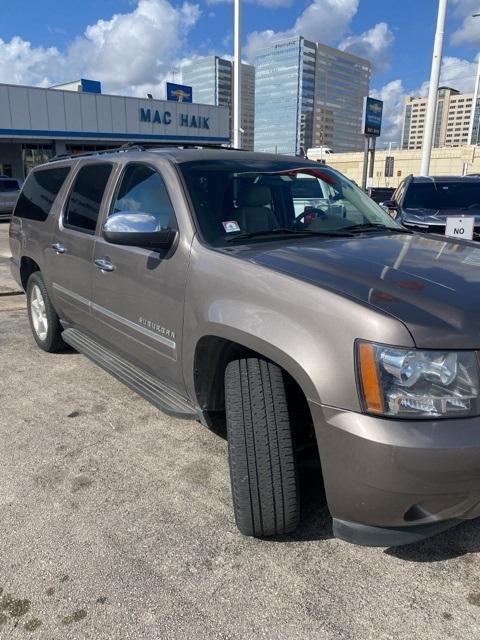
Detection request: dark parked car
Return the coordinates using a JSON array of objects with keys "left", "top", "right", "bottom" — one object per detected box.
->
[
  {"left": 368, "top": 187, "right": 394, "bottom": 205},
  {"left": 383, "top": 175, "right": 480, "bottom": 238},
  {"left": 0, "top": 176, "right": 21, "bottom": 221},
  {"left": 9, "top": 146, "right": 480, "bottom": 547}
]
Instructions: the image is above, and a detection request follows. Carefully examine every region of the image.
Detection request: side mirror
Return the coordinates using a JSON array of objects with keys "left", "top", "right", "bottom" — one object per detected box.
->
[
  {"left": 380, "top": 200, "right": 399, "bottom": 218},
  {"left": 381, "top": 200, "right": 398, "bottom": 210},
  {"left": 103, "top": 211, "right": 177, "bottom": 250}
]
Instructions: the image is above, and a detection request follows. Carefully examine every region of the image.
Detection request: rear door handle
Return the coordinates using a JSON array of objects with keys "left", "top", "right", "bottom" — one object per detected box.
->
[
  {"left": 94, "top": 258, "right": 115, "bottom": 272},
  {"left": 51, "top": 242, "right": 66, "bottom": 254}
]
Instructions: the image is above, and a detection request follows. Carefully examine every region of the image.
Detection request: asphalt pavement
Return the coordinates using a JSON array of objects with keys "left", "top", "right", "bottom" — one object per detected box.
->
[{"left": 1, "top": 223, "right": 480, "bottom": 639}]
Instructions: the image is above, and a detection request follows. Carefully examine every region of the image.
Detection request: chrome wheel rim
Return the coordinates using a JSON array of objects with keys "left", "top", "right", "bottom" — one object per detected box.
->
[{"left": 30, "top": 284, "right": 48, "bottom": 341}]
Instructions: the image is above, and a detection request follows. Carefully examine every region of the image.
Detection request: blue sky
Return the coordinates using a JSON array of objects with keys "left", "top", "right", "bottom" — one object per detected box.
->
[{"left": 0, "top": 0, "right": 479, "bottom": 142}]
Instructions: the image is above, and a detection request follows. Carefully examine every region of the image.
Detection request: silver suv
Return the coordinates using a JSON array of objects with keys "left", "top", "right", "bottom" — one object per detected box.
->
[
  {"left": 9, "top": 146, "right": 480, "bottom": 547},
  {"left": 0, "top": 176, "right": 21, "bottom": 220}
]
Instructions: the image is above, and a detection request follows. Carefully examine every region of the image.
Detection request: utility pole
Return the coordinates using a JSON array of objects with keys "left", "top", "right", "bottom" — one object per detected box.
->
[
  {"left": 468, "top": 12, "right": 480, "bottom": 146},
  {"left": 361, "top": 136, "right": 370, "bottom": 191},
  {"left": 233, "top": 0, "right": 242, "bottom": 149},
  {"left": 420, "top": 0, "right": 448, "bottom": 175}
]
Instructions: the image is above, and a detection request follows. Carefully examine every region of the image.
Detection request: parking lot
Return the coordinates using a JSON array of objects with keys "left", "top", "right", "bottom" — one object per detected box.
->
[{"left": 1, "top": 223, "right": 480, "bottom": 639}]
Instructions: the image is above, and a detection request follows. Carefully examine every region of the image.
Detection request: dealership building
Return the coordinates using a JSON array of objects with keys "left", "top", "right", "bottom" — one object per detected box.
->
[{"left": 0, "top": 79, "right": 230, "bottom": 180}]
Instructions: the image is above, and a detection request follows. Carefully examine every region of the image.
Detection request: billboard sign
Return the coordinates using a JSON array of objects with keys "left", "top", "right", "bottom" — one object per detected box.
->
[
  {"left": 363, "top": 97, "right": 383, "bottom": 137},
  {"left": 166, "top": 82, "right": 193, "bottom": 103}
]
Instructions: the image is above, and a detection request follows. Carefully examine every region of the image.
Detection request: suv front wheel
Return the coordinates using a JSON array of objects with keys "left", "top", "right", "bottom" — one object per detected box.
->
[
  {"left": 225, "top": 358, "right": 299, "bottom": 537},
  {"left": 26, "top": 272, "right": 66, "bottom": 353}
]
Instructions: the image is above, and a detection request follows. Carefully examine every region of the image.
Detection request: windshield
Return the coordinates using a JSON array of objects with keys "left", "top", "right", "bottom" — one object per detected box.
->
[
  {"left": 0, "top": 179, "right": 20, "bottom": 193},
  {"left": 180, "top": 160, "right": 401, "bottom": 246},
  {"left": 404, "top": 181, "right": 480, "bottom": 211}
]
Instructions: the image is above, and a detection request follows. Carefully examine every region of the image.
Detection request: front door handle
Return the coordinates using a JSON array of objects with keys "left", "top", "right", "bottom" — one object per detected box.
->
[
  {"left": 94, "top": 258, "right": 115, "bottom": 272},
  {"left": 51, "top": 242, "right": 66, "bottom": 254}
]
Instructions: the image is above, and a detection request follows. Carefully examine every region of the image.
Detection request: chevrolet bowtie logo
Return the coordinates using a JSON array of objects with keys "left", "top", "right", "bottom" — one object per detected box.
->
[{"left": 171, "top": 89, "right": 191, "bottom": 102}]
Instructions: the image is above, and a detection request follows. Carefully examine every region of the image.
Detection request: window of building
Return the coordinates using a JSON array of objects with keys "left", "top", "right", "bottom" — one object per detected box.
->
[
  {"left": 64, "top": 163, "right": 112, "bottom": 233},
  {"left": 22, "top": 144, "right": 54, "bottom": 177}
]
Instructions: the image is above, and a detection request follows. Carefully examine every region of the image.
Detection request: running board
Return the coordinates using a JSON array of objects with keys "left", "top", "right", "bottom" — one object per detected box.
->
[{"left": 62, "top": 327, "right": 199, "bottom": 420}]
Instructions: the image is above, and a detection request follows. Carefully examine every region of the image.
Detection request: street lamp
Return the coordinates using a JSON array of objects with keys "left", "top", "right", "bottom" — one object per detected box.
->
[
  {"left": 233, "top": 0, "right": 242, "bottom": 149},
  {"left": 420, "top": 0, "right": 448, "bottom": 176}
]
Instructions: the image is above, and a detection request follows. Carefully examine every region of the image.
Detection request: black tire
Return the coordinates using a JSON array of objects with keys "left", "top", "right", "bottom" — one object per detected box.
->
[
  {"left": 26, "top": 271, "right": 66, "bottom": 353},
  {"left": 225, "top": 358, "right": 299, "bottom": 537}
]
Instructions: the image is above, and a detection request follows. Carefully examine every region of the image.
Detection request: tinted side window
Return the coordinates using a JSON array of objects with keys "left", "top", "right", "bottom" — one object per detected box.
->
[
  {"left": 65, "top": 163, "right": 112, "bottom": 233},
  {"left": 113, "top": 164, "right": 177, "bottom": 230},
  {"left": 13, "top": 167, "right": 70, "bottom": 221}
]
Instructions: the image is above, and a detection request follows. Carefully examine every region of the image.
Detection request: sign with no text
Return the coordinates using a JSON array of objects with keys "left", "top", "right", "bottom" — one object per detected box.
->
[{"left": 445, "top": 216, "right": 474, "bottom": 241}]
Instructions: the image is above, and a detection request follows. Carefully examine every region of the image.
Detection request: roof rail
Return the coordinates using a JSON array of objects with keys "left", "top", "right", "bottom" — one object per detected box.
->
[{"left": 47, "top": 141, "right": 243, "bottom": 163}]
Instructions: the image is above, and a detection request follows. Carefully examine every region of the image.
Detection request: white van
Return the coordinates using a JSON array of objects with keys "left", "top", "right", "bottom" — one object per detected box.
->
[{"left": 306, "top": 147, "right": 333, "bottom": 162}]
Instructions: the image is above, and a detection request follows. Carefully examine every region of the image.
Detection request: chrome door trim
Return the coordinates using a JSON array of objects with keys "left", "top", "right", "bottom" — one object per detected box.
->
[
  {"left": 53, "top": 283, "right": 91, "bottom": 309},
  {"left": 92, "top": 303, "right": 177, "bottom": 351},
  {"left": 53, "top": 287, "right": 177, "bottom": 352}
]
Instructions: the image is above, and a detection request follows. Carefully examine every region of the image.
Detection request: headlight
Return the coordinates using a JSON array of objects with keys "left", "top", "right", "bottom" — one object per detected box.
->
[{"left": 356, "top": 341, "right": 480, "bottom": 418}]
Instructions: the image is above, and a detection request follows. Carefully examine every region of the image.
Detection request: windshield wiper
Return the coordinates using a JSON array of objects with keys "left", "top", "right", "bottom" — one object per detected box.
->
[
  {"left": 226, "top": 227, "right": 353, "bottom": 242},
  {"left": 344, "top": 223, "right": 413, "bottom": 234}
]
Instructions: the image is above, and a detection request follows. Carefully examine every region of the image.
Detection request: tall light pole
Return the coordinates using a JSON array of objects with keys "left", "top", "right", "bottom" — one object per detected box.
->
[
  {"left": 420, "top": 0, "right": 448, "bottom": 176},
  {"left": 233, "top": 0, "right": 242, "bottom": 149},
  {"left": 468, "top": 12, "right": 480, "bottom": 146}
]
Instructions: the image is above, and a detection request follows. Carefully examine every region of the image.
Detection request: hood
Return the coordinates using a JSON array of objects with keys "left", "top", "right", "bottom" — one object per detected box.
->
[
  {"left": 239, "top": 233, "right": 480, "bottom": 349},
  {"left": 401, "top": 208, "right": 480, "bottom": 229}
]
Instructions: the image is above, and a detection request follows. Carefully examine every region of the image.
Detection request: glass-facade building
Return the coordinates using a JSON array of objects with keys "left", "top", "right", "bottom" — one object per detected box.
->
[
  {"left": 314, "top": 44, "right": 371, "bottom": 153},
  {"left": 254, "top": 37, "right": 316, "bottom": 154},
  {"left": 254, "top": 36, "right": 370, "bottom": 155},
  {"left": 182, "top": 56, "right": 255, "bottom": 150}
]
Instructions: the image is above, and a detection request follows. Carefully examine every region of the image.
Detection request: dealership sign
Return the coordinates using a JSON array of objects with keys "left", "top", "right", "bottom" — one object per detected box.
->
[
  {"left": 362, "top": 97, "right": 383, "bottom": 137},
  {"left": 166, "top": 82, "right": 193, "bottom": 103},
  {"left": 140, "top": 108, "right": 210, "bottom": 130}
]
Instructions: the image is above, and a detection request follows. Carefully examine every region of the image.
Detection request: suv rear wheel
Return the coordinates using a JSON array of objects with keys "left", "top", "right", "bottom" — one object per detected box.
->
[
  {"left": 26, "top": 272, "right": 66, "bottom": 353},
  {"left": 225, "top": 358, "right": 299, "bottom": 537}
]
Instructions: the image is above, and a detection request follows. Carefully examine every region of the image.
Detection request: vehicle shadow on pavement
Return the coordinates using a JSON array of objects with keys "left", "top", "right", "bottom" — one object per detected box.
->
[
  {"left": 385, "top": 519, "right": 480, "bottom": 562},
  {"left": 269, "top": 462, "right": 334, "bottom": 543},
  {"left": 209, "top": 419, "right": 334, "bottom": 543}
]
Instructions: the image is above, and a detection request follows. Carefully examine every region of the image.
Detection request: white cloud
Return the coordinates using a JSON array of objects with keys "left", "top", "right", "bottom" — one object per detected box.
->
[
  {"left": 245, "top": 0, "right": 360, "bottom": 61},
  {"left": 451, "top": 0, "right": 480, "bottom": 47},
  {"left": 207, "top": 0, "right": 293, "bottom": 6},
  {"left": 439, "top": 56, "right": 479, "bottom": 93},
  {"left": 0, "top": 36, "right": 64, "bottom": 86},
  {"left": 339, "top": 22, "right": 394, "bottom": 73},
  {"left": 371, "top": 79, "right": 406, "bottom": 145},
  {"left": 69, "top": 0, "right": 201, "bottom": 92},
  {"left": 0, "top": 0, "right": 201, "bottom": 96},
  {"left": 292, "top": 0, "right": 358, "bottom": 43}
]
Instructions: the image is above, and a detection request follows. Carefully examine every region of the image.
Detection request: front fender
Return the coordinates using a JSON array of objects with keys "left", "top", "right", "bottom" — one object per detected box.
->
[
  {"left": 186, "top": 319, "right": 320, "bottom": 405},
  {"left": 182, "top": 239, "right": 414, "bottom": 412}
]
